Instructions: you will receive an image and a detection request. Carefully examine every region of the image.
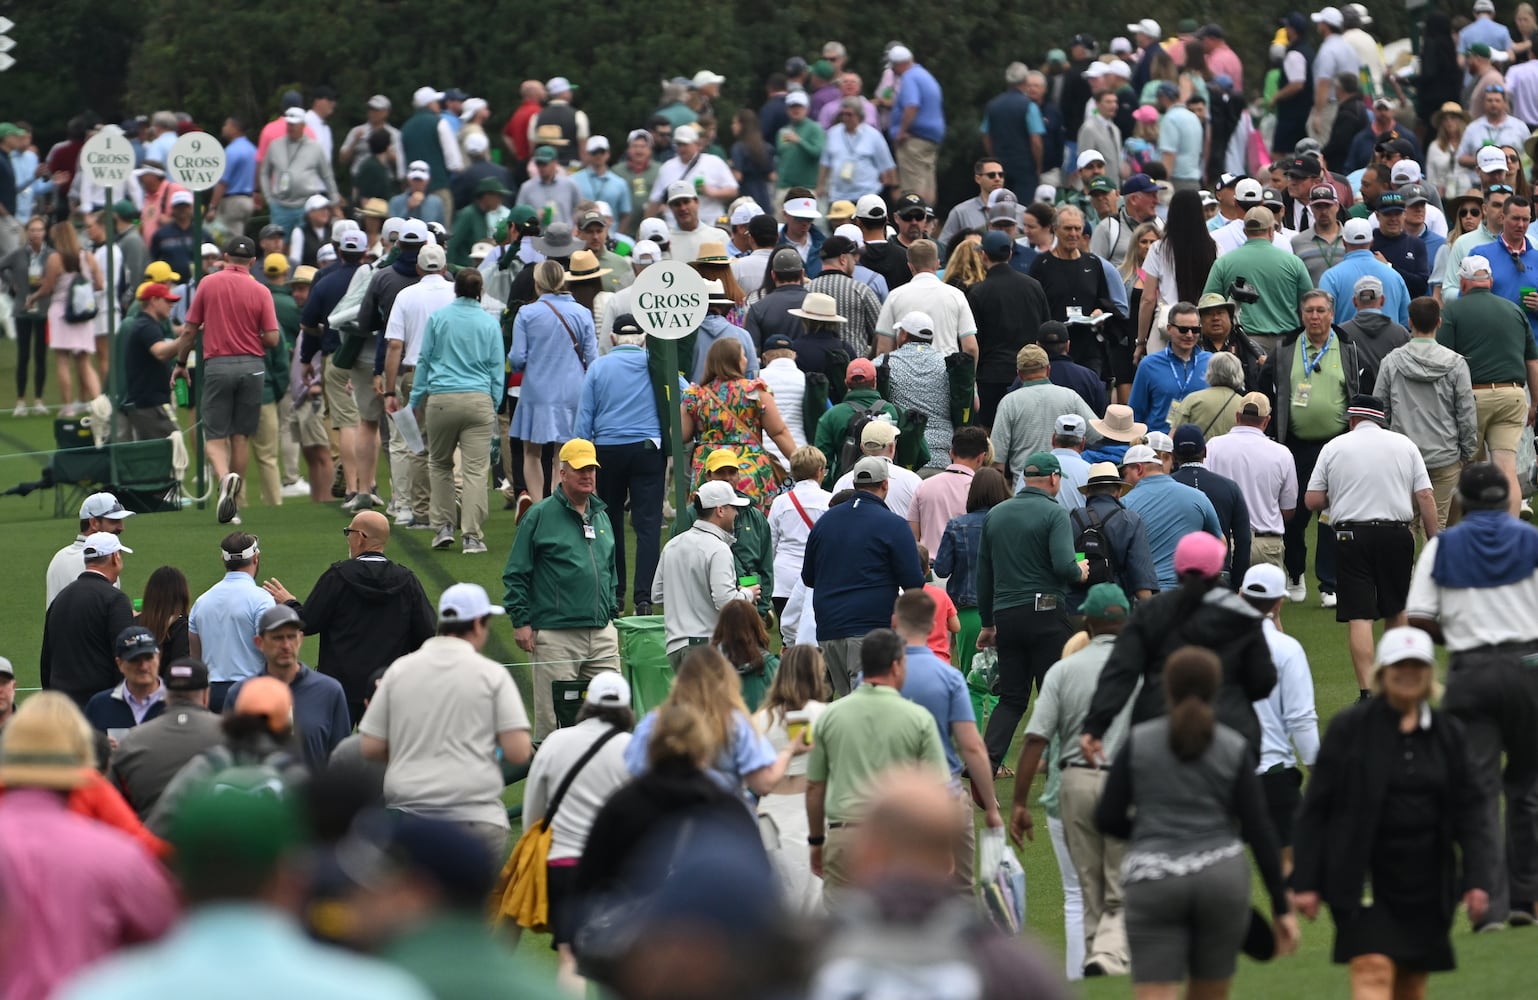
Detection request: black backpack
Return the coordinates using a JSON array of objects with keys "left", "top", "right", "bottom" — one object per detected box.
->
[
  {"left": 1071, "top": 504, "right": 1125, "bottom": 586},
  {"left": 840, "top": 400, "right": 879, "bottom": 476}
]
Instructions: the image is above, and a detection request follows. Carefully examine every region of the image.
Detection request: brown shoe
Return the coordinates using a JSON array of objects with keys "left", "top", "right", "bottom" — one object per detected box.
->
[{"left": 515, "top": 493, "right": 534, "bottom": 523}]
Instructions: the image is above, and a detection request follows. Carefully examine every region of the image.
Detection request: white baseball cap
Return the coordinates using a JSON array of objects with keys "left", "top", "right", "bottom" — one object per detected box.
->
[
  {"left": 464, "top": 132, "right": 490, "bottom": 156},
  {"left": 835, "top": 223, "right": 864, "bottom": 247},
  {"left": 1119, "top": 444, "right": 1160, "bottom": 466},
  {"left": 697, "top": 480, "right": 751, "bottom": 509},
  {"left": 1376, "top": 626, "right": 1435, "bottom": 667},
  {"left": 1076, "top": 149, "right": 1106, "bottom": 169},
  {"left": 437, "top": 582, "right": 505, "bottom": 624},
  {"left": 692, "top": 70, "right": 726, "bottom": 88},
  {"left": 283, "top": 107, "right": 306, "bottom": 125},
  {"left": 412, "top": 86, "right": 445, "bottom": 108},
  {"left": 399, "top": 219, "right": 430, "bottom": 244},
  {"left": 1106, "top": 59, "right": 1132, "bottom": 78},
  {"left": 585, "top": 671, "right": 631, "bottom": 706},
  {"left": 638, "top": 218, "right": 670, "bottom": 243},
  {"left": 545, "top": 76, "right": 574, "bottom": 96},
  {"left": 1459, "top": 254, "right": 1493, "bottom": 279},
  {"left": 1145, "top": 431, "right": 1174, "bottom": 454},
  {"left": 897, "top": 311, "right": 935, "bottom": 339},
  {"left": 1389, "top": 160, "right": 1422, "bottom": 185},
  {"left": 785, "top": 90, "right": 810, "bottom": 108},
  {"left": 201, "top": 242, "right": 222, "bottom": 258},
  {"left": 855, "top": 194, "right": 887, "bottom": 220},
  {"left": 418, "top": 244, "right": 447, "bottom": 273},
  {"left": 459, "top": 97, "right": 487, "bottom": 122},
  {"left": 82, "top": 531, "right": 132, "bottom": 559},
  {"left": 673, "top": 125, "right": 700, "bottom": 145},
  {"left": 339, "top": 230, "right": 369, "bottom": 253},
  {"left": 407, "top": 160, "right": 431, "bottom": 181},
  {"left": 1240, "top": 563, "right": 1289, "bottom": 600},
  {"left": 1311, "top": 6, "right": 1344, "bottom": 29},
  {"left": 1342, "top": 218, "right": 1374, "bottom": 245},
  {"left": 1127, "top": 19, "right": 1161, "bottom": 37},
  {"left": 382, "top": 217, "right": 405, "bottom": 242},
  {"left": 586, "top": 135, "right": 610, "bottom": 153},
  {"left": 170, "top": 190, "right": 194, "bottom": 207},
  {"left": 1234, "top": 178, "right": 1266, "bottom": 203},
  {"left": 888, "top": 45, "right": 914, "bottom": 64},
  {"left": 304, "top": 193, "right": 331, "bottom": 213},
  {"left": 1476, "top": 145, "right": 1508, "bottom": 173},
  {"left": 80, "top": 492, "right": 134, "bottom": 520},
  {"left": 729, "top": 202, "right": 763, "bottom": 226},
  {"left": 631, "top": 239, "right": 662, "bottom": 264}
]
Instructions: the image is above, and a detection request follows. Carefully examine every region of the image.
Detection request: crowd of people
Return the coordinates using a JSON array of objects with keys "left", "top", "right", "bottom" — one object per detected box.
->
[{"left": 6, "top": 7, "right": 1538, "bottom": 999}]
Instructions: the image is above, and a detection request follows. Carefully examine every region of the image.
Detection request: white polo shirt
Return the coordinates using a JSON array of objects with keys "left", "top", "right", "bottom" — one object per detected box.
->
[
  {"left": 832, "top": 460, "right": 922, "bottom": 519},
  {"left": 384, "top": 273, "right": 456, "bottom": 366},
  {"left": 874, "top": 272, "right": 977, "bottom": 356},
  {"left": 1306, "top": 421, "right": 1431, "bottom": 523},
  {"left": 1204, "top": 425, "right": 1299, "bottom": 535}
]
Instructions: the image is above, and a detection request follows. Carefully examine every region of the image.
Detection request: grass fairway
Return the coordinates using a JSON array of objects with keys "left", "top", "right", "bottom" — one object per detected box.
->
[{"left": 2, "top": 338, "right": 1536, "bottom": 994}]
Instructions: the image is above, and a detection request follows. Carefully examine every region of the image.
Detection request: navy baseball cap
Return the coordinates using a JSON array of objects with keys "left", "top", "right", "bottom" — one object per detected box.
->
[
  {"left": 1121, "top": 174, "right": 1158, "bottom": 196},
  {"left": 1172, "top": 424, "right": 1206, "bottom": 457},
  {"left": 763, "top": 332, "right": 795, "bottom": 352},
  {"left": 115, "top": 625, "right": 159, "bottom": 660},
  {"left": 981, "top": 230, "right": 1015, "bottom": 260}
]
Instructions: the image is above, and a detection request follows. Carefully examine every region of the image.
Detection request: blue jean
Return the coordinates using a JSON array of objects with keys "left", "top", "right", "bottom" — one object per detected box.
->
[
  {"left": 596, "top": 441, "right": 665, "bottom": 606},
  {"left": 268, "top": 203, "right": 304, "bottom": 235}
]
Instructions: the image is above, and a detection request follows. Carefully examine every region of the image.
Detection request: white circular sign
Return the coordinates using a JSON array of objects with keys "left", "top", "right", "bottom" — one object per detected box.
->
[
  {"left": 166, "top": 132, "right": 226, "bottom": 192},
  {"left": 80, "top": 125, "right": 135, "bottom": 187},
  {"left": 629, "top": 260, "right": 709, "bottom": 341}
]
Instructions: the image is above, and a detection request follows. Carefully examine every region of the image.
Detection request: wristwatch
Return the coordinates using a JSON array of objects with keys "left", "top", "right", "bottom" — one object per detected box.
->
[
  {"left": 383, "top": 391, "right": 397, "bottom": 397},
  {"left": 807, "top": 835, "right": 826, "bottom": 846}
]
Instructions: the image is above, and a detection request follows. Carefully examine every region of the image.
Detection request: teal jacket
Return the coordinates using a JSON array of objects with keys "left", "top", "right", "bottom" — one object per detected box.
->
[{"left": 502, "top": 487, "right": 618, "bottom": 629}]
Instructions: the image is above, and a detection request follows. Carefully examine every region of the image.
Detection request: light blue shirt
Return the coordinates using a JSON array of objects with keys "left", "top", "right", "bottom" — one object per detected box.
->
[
  {"left": 188, "top": 571, "right": 276, "bottom": 684},
  {"left": 11, "top": 148, "right": 46, "bottom": 219},
  {"left": 1129, "top": 348, "right": 1212, "bottom": 434},
  {"left": 386, "top": 191, "right": 447, "bottom": 225},
  {"left": 574, "top": 345, "right": 686, "bottom": 445},
  {"left": 891, "top": 63, "right": 946, "bottom": 144},
  {"left": 820, "top": 124, "right": 897, "bottom": 203},
  {"left": 145, "top": 131, "right": 177, "bottom": 166},
  {"left": 572, "top": 168, "right": 633, "bottom": 220},
  {"left": 1100, "top": 256, "right": 1129, "bottom": 317},
  {"left": 1253, "top": 618, "right": 1320, "bottom": 772},
  {"left": 690, "top": 313, "right": 759, "bottom": 384},
  {"left": 900, "top": 644, "right": 975, "bottom": 777},
  {"left": 411, "top": 298, "right": 504, "bottom": 408},
  {"left": 220, "top": 136, "right": 257, "bottom": 195},
  {"left": 1318, "top": 250, "right": 1411, "bottom": 326},
  {"left": 56, "top": 903, "right": 431, "bottom": 1000},
  {"left": 626, "top": 708, "right": 776, "bottom": 798},
  {"left": 1122, "top": 473, "right": 1223, "bottom": 589},
  {"left": 1459, "top": 18, "right": 1515, "bottom": 60},
  {"left": 1157, "top": 105, "right": 1204, "bottom": 182},
  {"left": 1051, "top": 448, "right": 1093, "bottom": 510}
]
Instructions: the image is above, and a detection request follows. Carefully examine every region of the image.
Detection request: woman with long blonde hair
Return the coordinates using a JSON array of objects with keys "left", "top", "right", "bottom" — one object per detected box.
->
[
  {"left": 943, "top": 239, "right": 989, "bottom": 293},
  {"left": 751, "top": 644, "right": 831, "bottom": 913},
  {"left": 623, "top": 646, "right": 805, "bottom": 801},
  {"left": 1424, "top": 103, "right": 1468, "bottom": 198}
]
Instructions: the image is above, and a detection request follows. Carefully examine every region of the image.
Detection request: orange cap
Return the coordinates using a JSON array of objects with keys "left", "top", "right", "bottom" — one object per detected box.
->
[{"left": 233, "top": 675, "right": 293, "bottom": 733}]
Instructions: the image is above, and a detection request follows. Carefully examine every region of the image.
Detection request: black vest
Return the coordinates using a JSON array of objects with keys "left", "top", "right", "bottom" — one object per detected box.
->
[{"left": 536, "top": 103, "right": 579, "bottom": 164}]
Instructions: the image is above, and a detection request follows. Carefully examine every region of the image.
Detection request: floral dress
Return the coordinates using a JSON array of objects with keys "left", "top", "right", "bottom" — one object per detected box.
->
[{"left": 684, "top": 377, "right": 781, "bottom": 508}]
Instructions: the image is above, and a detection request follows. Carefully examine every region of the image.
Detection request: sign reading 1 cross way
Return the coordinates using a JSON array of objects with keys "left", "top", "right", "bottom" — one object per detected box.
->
[
  {"left": 80, "top": 124, "right": 134, "bottom": 187},
  {"left": 167, "top": 132, "right": 226, "bottom": 191},
  {"left": 630, "top": 261, "right": 709, "bottom": 340}
]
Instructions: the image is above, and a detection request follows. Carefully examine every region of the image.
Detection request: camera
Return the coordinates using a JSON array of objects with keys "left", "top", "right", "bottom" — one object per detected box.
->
[{"left": 1228, "top": 277, "right": 1261, "bottom": 305}]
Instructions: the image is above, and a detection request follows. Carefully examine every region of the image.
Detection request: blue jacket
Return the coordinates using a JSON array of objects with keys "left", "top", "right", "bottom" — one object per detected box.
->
[
  {"left": 776, "top": 227, "right": 825, "bottom": 279},
  {"left": 1129, "top": 348, "right": 1211, "bottom": 434},
  {"left": 84, "top": 683, "right": 167, "bottom": 733},
  {"left": 1049, "top": 351, "right": 1108, "bottom": 414},
  {"left": 803, "top": 491, "right": 925, "bottom": 640}
]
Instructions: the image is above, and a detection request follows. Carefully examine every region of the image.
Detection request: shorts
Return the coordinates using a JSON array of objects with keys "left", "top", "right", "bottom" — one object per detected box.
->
[
  {"left": 546, "top": 862, "right": 580, "bottom": 946},
  {"left": 201, "top": 355, "right": 265, "bottom": 439},
  {"left": 290, "top": 395, "right": 329, "bottom": 448},
  {"left": 1333, "top": 522, "right": 1413, "bottom": 622},
  {"left": 325, "top": 353, "right": 384, "bottom": 428},
  {"left": 1125, "top": 850, "right": 1251, "bottom": 984},
  {"left": 1474, "top": 385, "right": 1527, "bottom": 455},
  {"left": 1109, "top": 338, "right": 1135, "bottom": 385},
  {"left": 1260, "top": 765, "right": 1303, "bottom": 847}
]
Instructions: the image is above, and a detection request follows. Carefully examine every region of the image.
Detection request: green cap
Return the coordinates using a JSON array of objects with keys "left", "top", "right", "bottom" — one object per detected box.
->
[
  {"left": 111, "top": 199, "right": 140, "bottom": 222},
  {"left": 509, "top": 205, "right": 537, "bottom": 225},
  {"left": 1021, "top": 451, "right": 1061, "bottom": 477},
  {"left": 1082, "top": 582, "right": 1131, "bottom": 620},
  {"left": 812, "top": 59, "right": 836, "bottom": 79},
  {"left": 533, "top": 145, "right": 558, "bottom": 164},
  {"left": 169, "top": 774, "right": 305, "bottom": 886},
  {"left": 0, "top": 122, "right": 25, "bottom": 139},
  {"left": 1088, "top": 176, "right": 1117, "bottom": 195}
]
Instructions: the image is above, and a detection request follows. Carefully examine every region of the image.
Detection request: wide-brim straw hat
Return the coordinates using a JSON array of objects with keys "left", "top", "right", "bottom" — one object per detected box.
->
[
  {"left": 565, "top": 249, "right": 612, "bottom": 282},
  {"left": 788, "top": 292, "right": 847, "bottom": 324},
  {"left": 0, "top": 694, "right": 93, "bottom": 791},
  {"left": 1431, "top": 101, "right": 1470, "bottom": 130},
  {"left": 1078, "top": 461, "right": 1132, "bottom": 497},
  {"left": 1090, "top": 404, "right": 1148, "bottom": 444}
]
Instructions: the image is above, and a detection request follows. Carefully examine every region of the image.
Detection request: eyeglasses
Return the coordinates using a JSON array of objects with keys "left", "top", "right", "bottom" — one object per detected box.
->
[
  {"left": 342, "top": 527, "right": 367, "bottom": 538},
  {"left": 1171, "top": 324, "right": 1201, "bottom": 334},
  {"left": 980, "top": 171, "right": 1005, "bottom": 179},
  {"left": 1459, "top": 207, "right": 1484, "bottom": 217}
]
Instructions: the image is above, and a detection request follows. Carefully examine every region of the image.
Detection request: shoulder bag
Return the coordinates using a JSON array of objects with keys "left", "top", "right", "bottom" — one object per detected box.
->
[{"left": 543, "top": 299, "right": 589, "bottom": 371}]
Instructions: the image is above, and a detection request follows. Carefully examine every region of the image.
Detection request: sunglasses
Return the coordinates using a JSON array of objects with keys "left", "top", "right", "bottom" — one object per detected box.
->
[
  {"left": 1460, "top": 207, "right": 1485, "bottom": 216},
  {"left": 1510, "top": 249, "right": 1527, "bottom": 273},
  {"left": 1171, "top": 324, "right": 1201, "bottom": 334},
  {"left": 897, "top": 210, "right": 926, "bottom": 221},
  {"left": 1486, "top": 85, "right": 1507, "bottom": 94},
  {"left": 980, "top": 171, "right": 1005, "bottom": 179},
  {"left": 342, "top": 527, "right": 367, "bottom": 538}
]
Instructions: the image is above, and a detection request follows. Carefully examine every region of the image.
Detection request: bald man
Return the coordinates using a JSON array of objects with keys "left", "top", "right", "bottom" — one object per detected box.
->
[{"left": 262, "top": 509, "right": 435, "bottom": 722}]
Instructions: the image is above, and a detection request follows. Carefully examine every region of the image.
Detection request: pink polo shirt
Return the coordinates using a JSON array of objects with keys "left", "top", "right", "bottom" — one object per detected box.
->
[
  {"left": 184, "top": 266, "right": 278, "bottom": 359},
  {"left": 0, "top": 789, "right": 178, "bottom": 1000},
  {"left": 910, "top": 464, "right": 976, "bottom": 556}
]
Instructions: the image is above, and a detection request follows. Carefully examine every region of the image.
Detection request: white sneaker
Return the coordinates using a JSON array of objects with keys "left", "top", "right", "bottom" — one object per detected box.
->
[
  {"left": 10, "top": 402, "right": 25, "bottom": 418},
  {"left": 1286, "top": 577, "right": 1305, "bottom": 603},
  {"left": 28, "top": 401, "right": 48, "bottom": 416},
  {"left": 432, "top": 526, "right": 454, "bottom": 549},
  {"left": 1320, "top": 591, "right": 1338, "bottom": 609},
  {"left": 394, "top": 508, "right": 415, "bottom": 525},
  {"left": 280, "top": 481, "right": 311, "bottom": 498},
  {"left": 1523, "top": 500, "right": 1534, "bottom": 522},
  {"left": 462, "top": 535, "right": 487, "bottom": 554},
  {"left": 217, "top": 473, "right": 243, "bottom": 524}
]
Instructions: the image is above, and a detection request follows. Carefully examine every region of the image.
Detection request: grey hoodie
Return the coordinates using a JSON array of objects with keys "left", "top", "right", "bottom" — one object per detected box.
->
[
  {"left": 1373, "top": 337, "right": 1478, "bottom": 469},
  {"left": 1339, "top": 309, "right": 1410, "bottom": 387}
]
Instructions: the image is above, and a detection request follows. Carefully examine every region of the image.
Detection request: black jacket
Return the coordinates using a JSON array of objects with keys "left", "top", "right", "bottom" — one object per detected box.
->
[
  {"left": 967, "top": 264, "right": 1052, "bottom": 385},
  {"left": 861, "top": 241, "right": 911, "bottom": 291},
  {"left": 41, "top": 571, "right": 136, "bottom": 700},
  {"left": 1200, "top": 327, "right": 1267, "bottom": 392},
  {"left": 287, "top": 555, "right": 435, "bottom": 704},
  {"left": 1082, "top": 586, "right": 1275, "bottom": 751},
  {"left": 1172, "top": 464, "right": 1252, "bottom": 586},
  {"left": 1292, "top": 697, "right": 1492, "bottom": 917},
  {"left": 1258, "top": 325, "right": 1363, "bottom": 444}
]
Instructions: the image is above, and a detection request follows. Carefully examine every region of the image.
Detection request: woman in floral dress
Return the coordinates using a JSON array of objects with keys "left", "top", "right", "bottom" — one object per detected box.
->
[{"left": 682, "top": 338, "right": 797, "bottom": 509}]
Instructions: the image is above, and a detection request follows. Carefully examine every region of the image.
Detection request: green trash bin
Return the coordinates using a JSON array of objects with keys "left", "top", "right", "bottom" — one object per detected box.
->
[{"left": 615, "top": 616, "right": 674, "bottom": 717}]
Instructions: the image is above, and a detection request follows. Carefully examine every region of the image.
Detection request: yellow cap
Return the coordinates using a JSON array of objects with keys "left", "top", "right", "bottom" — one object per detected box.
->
[
  {"left": 704, "top": 448, "right": 740, "bottom": 473},
  {"left": 828, "top": 199, "right": 856, "bottom": 220},
  {"left": 292, "top": 265, "right": 318, "bottom": 286},
  {"left": 559, "top": 438, "right": 600, "bottom": 470},
  {"left": 263, "top": 252, "right": 290, "bottom": 277},
  {"left": 143, "top": 260, "right": 181, "bottom": 283}
]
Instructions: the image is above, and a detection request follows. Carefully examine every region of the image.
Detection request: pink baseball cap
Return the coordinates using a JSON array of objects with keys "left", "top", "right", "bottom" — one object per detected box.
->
[{"left": 1173, "top": 532, "right": 1228, "bottom": 580}]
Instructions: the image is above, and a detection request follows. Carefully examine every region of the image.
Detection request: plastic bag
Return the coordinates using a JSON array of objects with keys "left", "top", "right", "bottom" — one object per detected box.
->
[
  {"left": 976, "top": 826, "right": 1007, "bottom": 884},
  {"left": 980, "top": 847, "right": 1026, "bottom": 935},
  {"left": 1519, "top": 425, "right": 1536, "bottom": 497},
  {"left": 965, "top": 649, "right": 998, "bottom": 696}
]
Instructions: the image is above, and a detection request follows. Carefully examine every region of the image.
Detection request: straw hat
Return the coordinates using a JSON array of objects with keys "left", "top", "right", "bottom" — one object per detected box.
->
[
  {"left": 1090, "top": 404, "right": 1148, "bottom": 444},
  {"left": 693, "top": 241, "right": 731, "bottom": 264},
  {"left": 0, "top": 692, "right": 95, "bottom": 791},
  {"left": 566, "top": 249, "right": 613, "bottom": 282},
  {"left": 787, "top": 292, "right": 847, "bottom": 324},
  {"left": 359, "top": 198, "right": 390, "bottom": 219},
  {"left": 1078, "top": 461, "right": 1132, "bottom": 497},
  {"left": 1430, "top": 101, "right": 1470, "bottom": 130},
  {"left": 534, "top": 123, "right": 570, "bottom": 146}
]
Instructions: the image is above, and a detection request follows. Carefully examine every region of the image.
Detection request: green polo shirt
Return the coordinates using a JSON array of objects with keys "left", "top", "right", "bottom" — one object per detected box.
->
[
  {"left": 1288, "top": 333, "right": 1348, "bottom": 440},
  {"left": 807, "top": 682, "right": 947, "bottom": 823},
  {"left": 975, "top": 487, "right": 1081, "bottom": 625},
  {"left": 1202, "top": 238, "right": 1314, "bottom": 337},
  {"left": 1438, "top": 286, "right": 1538, "bottom": 384}
]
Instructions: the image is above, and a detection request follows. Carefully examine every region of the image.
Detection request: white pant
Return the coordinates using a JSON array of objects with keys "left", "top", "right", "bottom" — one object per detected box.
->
[{"left": 1048, "top": 814, "right": 1086, "bottom": 982}]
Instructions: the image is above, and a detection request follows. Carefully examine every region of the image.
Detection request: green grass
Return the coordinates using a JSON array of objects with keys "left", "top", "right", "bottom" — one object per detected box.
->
[{"left": 3, "top": 337, "right": 1537, "bottom": 994}]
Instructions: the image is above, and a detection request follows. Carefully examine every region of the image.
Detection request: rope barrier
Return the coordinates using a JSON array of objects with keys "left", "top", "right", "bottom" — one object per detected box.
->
[{"left": 13, "top": 659, "right": 609, "bottom": 695}]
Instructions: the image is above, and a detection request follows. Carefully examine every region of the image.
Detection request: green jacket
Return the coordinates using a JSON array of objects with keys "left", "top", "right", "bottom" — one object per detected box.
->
[
  {"left": 674, "top": 490, "right": 773, "bottom": 617},
  {"left": 976, "top": 487, "right": 1081, "bottom": 625},
  {"left": 448, "top": 204, "right": 490, "bottom": 268},
  {"left": 776, "top": 118, "right": 826, "bottom": 189},
  {"left": 812, "top": 388, "right": 900, "bottom": 486},
  {"left": 502, "top": 486, "right": 619, "bottom": 629}
]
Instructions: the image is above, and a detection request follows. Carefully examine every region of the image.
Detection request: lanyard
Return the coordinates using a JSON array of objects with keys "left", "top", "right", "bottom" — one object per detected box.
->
[
  {"left": 1302, "top": 330, "right": 1333, "bottom": 377},
  {"left": 1166, "top": 349, "right": 1199, "bottom": 395}
]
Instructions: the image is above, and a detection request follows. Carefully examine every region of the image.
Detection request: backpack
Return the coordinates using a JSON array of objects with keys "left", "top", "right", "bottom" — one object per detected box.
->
[
  {"left": 199, "top": 744, "right": 299, "bottom": 802},
  {"left": 64, "top": 272, "right": 98, "bottom": 324},
  {"left": 1071, "top": 504, "right": 1125, "bottom": 586},
  {"left": 839, "top": 400, "right": 879, "bottom": 476}
]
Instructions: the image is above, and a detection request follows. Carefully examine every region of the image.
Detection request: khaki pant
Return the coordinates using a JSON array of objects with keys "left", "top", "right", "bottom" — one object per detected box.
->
[
  {"left": 251, "top": 401, "right": 283, "bottom": 505},
  {"left": 895, "top": 136, "right": 939, "bottom": 203},
  {"left": 1060, "top": 766, "right": 1129, "bottom": 976},
  {"left": 1426, "top": 462, "right": 1462, "bottom": 535},
  {"left": 1473, "top": 385, "right": 1527, "bottom": 457},
  {"left": 425, "top": 391, "right": 494, "bottom": 537},
  {"left": 1250, "top": 534, "right": 1286, "bottom": 571},
  {"left": 217, "top": 195, "right": 255, "bottom": 236},
  {"left": 821, "top": 823, "right": 859, "bottom": 910},
  {"left": 530, "top": 624, "right": 621, "bottom": 739},
  {"left": 1308, "top": 102, "right": 1340, "bottom": 145},
  {"left": 951, "top": 785, "right": 975, "bottom": 890},
  {"left": 389, "top": 370, "right": 430, "bottom": 520},
  {"left": 461, "top": 820, "right": 510, "bottom": 871}
]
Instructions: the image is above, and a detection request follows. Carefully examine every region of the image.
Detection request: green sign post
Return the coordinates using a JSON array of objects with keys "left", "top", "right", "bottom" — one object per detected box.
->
[{"left": 628, "top": 261, "right": 708, "bottom": 530}]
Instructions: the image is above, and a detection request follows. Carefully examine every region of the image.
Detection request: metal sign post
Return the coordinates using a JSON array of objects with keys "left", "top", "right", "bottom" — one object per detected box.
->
[{"left": 628, "top": 261, "right": 709, "bottom": 530}]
